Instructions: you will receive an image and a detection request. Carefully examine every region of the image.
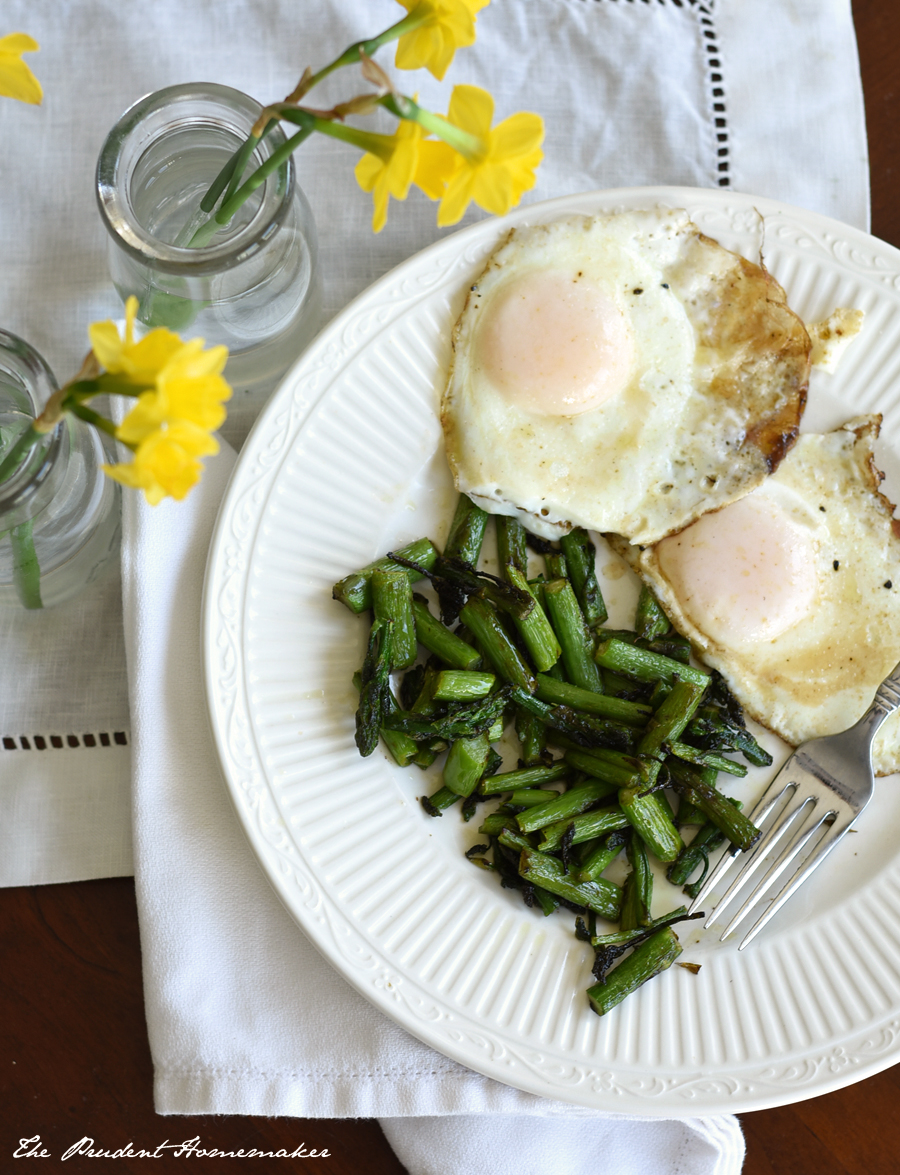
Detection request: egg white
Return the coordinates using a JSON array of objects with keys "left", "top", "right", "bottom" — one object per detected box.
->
[
  {"left": 442, "top": 209, "right": 810, "bottom": 544},
  {"left": 627, "top": 417, "right": 900, "bottom": 775}
]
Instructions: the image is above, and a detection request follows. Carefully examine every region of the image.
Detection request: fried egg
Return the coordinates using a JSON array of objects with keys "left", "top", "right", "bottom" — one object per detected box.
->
[
  {"left": 442, "top": 209, "right": 810, "bottom": 544},
  {"left": 624, "top": 417, "right": 900, "bottom": 775}
]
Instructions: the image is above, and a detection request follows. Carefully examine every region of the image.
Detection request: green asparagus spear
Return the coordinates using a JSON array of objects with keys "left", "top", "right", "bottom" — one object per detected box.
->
[
  {"left": 559, "top": 528, "right": 608, "bottom": 628},
  {"left": 667, "top": 760, "right": 761, "bottom": 852},
  {"left": 444, "top": 494, "right": 488, "bottom": 566},
  {"left": 333, "top": 538, "right": 438, "bottom": 614},
  {"left": 577, "top": 829, "right": 629, "bottom": 883},
  {"left": 675, "top": 763, "right": 717, "bottom": 827},
  {"left": 535, "top": 673, "right": 651, "bottom": 725},
  {"left": 432, "top": 670, "right": 496, "bottom": 701},
  {"left": 515, "top": 707, "right": 547, "bottom": 766},
  {"left": 512, "top": 688, "right": 636, "bottom": 752},
  {"left": 385, "top": 689, "right": 510, "bottom": 742},
  {"left": 543, "top": 577, "right": 603, "bottom": 692},
  {"left": 443, "top": 733, "right": 492, "bottom": 797},
  {"left": 507, "top": 787, "right": 564, "bottom": 808},
  {"left": 667, "top": 739, "right": 748, "bottom": 777},
  {"left": 519, "top": 848, "right": 622, "bottom": 920},
  {"left": 536, "top": 806, "right": 630, "bottom": 852},
  {"left": 666, "top": 802, "right": 742, "bottom": 890},
  {"left": 586, "top": 927, "right": 682, "bottom": 1015},
  {"left": 355, "top": 619, "right": 393, "bottom": 757},
  {"left": 618, "top": 783, "right": 683, "bottom": 863},
  {"left": 562, "top": 748, "right": 644, "bottom": 790},
  {"left": 411, "top": 595, "right": 483, "bottom": 670},
  {"left": 422, "top": 785, "right": 461, "bottom": 817},
  {"left": 496, "top": 515, "right": 528, "bottom": 575},
  {"left": 459, "top": 596, "right": 537, "bottom": 693},
  {"left": 504, "top": 564, "right": 561, "bottom": 672},
  {"left": 634, "top": 584, "right": 671, "bottom": 641},
  {"left": 595, "top": 637, "right": 710, "bottom": 691},
  {"left": 352, "top": 670, "right": 417, "bottom": 768},
  {"left": 371, "top": 567, "right": 417, "bottom": 669},
  {"left": 620, "top": 832, "right": 653, "bottom": 931},
  {"left": 517, "top": 781, "right": 620, "bottom": 834},
  {"left": 480, "top": 762, "right": 570, "bottom": 795}
]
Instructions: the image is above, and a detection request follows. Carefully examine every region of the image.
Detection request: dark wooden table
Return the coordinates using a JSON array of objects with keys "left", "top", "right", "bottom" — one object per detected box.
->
[{"left": 3, "top": 3, "right": 899, "bottom": 1171}]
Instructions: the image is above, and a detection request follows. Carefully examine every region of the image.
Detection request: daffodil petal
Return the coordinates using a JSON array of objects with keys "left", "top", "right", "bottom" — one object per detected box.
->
[
  {"left": 471, "top": 162, "right": 515, "bottom": 217},
  {"left": 0, "top": 33, "right": 41, "bottom": 104},
  {"left": 88, "top": 320, "right": 127, "bottom": 370},
  {"left": 490, "top": 112, "right": 545, "bottom": 161},
  {"left": 438, "top": 169, "right": 478, "bottom": 226},
  {"left": 355, "top": 153, "right": 382, "bottom": 194},
  {"left": 447, "top": 84, "right": 495, "bottom": 141}
]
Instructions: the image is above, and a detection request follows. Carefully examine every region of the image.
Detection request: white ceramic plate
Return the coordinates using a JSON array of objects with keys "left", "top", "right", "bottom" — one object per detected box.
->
[{"left": 203, "top": 186, "right": 900, "bottom": 1115}]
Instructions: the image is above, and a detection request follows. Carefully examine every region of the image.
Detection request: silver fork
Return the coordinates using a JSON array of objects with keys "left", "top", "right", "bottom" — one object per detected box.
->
[{"left": 687, "top": 661, "right": 900, "bottom": 950}]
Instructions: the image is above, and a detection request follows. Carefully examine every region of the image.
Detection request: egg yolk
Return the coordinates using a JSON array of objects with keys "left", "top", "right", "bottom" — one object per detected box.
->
[
  {"left": 655, "top": 493, "right": 818, "bottom": 648},
  {"left": 476, "top": 269, "right": 635, "bottom": 416}
]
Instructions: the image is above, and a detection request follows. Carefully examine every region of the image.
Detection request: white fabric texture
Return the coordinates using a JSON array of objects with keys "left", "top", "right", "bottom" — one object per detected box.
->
[
  {"left": 0, "top": 0, "right": 870, "bottom": 1172},
  {"left": 380, "top": 1113, "right": 746, "bottom": 1175}
]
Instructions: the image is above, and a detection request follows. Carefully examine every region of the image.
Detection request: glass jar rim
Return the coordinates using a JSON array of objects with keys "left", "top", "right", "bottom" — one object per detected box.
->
[
  {"left": 95, "top": 81, "right": 296, "bottom": 277},
  {"left": 0, "top": 330, "right": 64, "bottom": 515}
]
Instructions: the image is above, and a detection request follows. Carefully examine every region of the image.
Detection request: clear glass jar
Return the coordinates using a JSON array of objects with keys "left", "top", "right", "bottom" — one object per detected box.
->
[
  {"left": 96, "top": 82, "right": 322, "bottom": 444},
  {"left": 0, "top": 332, "right": 121, "bottom": 609}
]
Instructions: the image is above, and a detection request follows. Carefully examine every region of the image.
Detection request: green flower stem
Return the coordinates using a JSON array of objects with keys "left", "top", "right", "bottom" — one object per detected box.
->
[
  {"left": 219, "top": 132, "right": 263, "bottom": 206},
  {"left": 382, "top": 92, "right": 484, "bottom": 162},
  {"left": 0, "top": 422, "right": 41, "bottom": 485},
  {"left": 215, "top": 124, "right": 314, "bottom": 224},
  {"left": 305, "top": 9, "right": 432, "bottom": 90},
  {"left": 308, "top": 117, "right": 395, "bottom": 159},
  {"left": 10, "top": 519, "right": 42, "bottom": 609},
  {"left": 69, "top": 403, "right": 124, "bottom": 442}
]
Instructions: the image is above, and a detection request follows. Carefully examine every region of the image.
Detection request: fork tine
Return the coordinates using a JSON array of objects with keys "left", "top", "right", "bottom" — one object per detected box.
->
[
  {"left": 699, "top": 793, "right": 817, "bottom": 928},
  {"left": 718, "top": 802, "right": 839, "bottom": 939},
  {"left": 735, "top": 814, "right": 855, "bottom": 949},
  {"left": 686, "top": 771, "right": 799, "bottom": 914},
  {"left": 686, "top": 843, "right": 739, "bottom": 914}
]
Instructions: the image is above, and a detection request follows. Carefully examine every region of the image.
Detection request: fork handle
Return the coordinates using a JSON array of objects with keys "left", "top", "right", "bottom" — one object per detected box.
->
[{"left": 860, "top": 658, "right": 900, "bottom": 739}]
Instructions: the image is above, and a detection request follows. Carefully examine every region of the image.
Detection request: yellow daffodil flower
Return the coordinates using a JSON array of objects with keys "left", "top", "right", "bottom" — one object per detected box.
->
[
  {"left": 435, "top": 85, "right": 544, "bottom": 226},
  {"left": 395, "top": 0, "right": 489, "bottom": 81},
  {"left": 354, "top": 119, "right": 457, "bottom": 231},
  {"left": 103, "top": 421, "right": 220, "bottom": 506},
  {"left": 90, "top": 297, "right": 231, "bottom": 442},
  {"left": 90, "top": 297, "right": 192, "bottom": 386},
  {"left": 0, "top": 33, "right": 42, "bottom": 105},
  {"left": 86, "top": 297, "right": 231, "bottom": 503}
]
